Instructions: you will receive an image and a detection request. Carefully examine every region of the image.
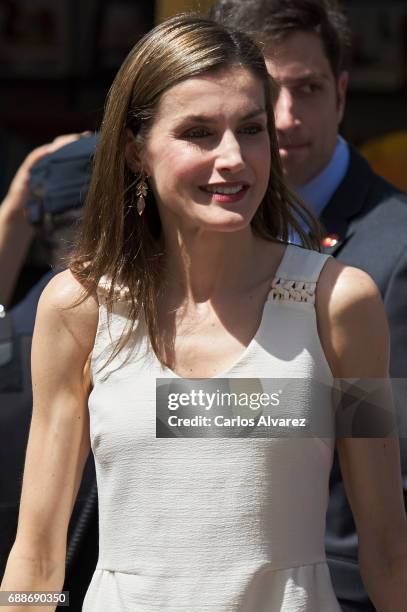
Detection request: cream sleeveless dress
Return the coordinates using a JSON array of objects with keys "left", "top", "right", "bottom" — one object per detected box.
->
[{"left": 82, "top": 244, "right": 341, "bottom": 611}]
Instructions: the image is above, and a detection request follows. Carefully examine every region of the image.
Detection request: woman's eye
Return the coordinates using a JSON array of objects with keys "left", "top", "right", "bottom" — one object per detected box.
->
[
  {"left": 183, "top": 127, "right": 211, "bottom": 138},
  {"left": 240, "top": 124, "right": 264, "bottom": 135}
]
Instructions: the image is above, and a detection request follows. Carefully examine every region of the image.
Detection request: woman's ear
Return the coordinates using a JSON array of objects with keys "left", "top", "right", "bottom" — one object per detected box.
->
[{"left": 125, "top": 128, "right": 142, "bottom": 173}]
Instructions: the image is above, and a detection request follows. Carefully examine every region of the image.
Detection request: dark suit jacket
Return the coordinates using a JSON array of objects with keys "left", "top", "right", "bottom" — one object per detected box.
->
[
  {"left": 321, "top": 147, "right": 407, "bottom": 611},
  {"left": 0, "top": 272, "right": 98, "bottom": 612}
]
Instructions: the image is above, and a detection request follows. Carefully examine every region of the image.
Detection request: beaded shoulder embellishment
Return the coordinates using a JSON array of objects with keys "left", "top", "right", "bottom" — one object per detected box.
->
[
  {"left": 97, "top": 275, "right": 131, "bottom": 302},
  {"left": 269, "top": 277, "right": 316, "bottom": 304}
]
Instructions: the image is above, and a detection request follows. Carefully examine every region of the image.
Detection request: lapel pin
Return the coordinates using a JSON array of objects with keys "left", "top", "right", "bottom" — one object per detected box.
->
[{"left": 321, "top": 234, "right": 340, "bottom": 248}]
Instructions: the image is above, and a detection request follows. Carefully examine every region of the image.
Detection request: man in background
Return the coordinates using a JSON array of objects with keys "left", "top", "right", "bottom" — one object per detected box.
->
[{"left": 210, "top": 1, "right": 407, "bottom": 610}]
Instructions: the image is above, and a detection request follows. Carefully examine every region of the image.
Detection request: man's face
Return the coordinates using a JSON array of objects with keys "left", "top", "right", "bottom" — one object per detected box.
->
[{"left": 264, "top": 31, "right": 348, "bottom": 189}]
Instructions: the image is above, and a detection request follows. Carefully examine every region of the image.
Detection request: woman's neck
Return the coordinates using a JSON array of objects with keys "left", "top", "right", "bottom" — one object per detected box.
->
[{"left": 163, "top": 226, "right": 262, "bottom": 303}]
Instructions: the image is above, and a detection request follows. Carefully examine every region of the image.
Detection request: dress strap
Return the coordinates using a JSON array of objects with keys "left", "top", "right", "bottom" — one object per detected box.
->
[{"left": 269, "top": 244, "right": 331, "bottom": 305}]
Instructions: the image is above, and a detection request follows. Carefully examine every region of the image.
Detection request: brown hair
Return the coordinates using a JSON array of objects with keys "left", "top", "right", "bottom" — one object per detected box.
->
[
  {"left": 209, "top": 0, "right": 352, "bottom": 79},
  {"left": 69, "top": 13, "right": 322, "bottom": 366}
]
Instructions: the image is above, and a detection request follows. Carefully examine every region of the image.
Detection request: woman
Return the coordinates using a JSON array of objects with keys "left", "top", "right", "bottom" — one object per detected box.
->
[{"left": 2, "top": 14, "right": 406, "bottom": 612}]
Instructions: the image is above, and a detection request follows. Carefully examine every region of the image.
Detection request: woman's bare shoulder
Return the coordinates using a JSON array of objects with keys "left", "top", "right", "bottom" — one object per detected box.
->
[
  {"left": 318, "top": 257, "right": 382, "bottom": 315},
  {"left": 36, "top": 269, "right": 99, "bottom": 352},
  {"left": 316, "top": 257, "right": 388, "bottom": 377}
]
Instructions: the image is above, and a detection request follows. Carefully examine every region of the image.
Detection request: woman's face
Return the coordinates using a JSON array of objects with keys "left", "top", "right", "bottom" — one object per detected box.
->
[{"left": 137, "top": 66, "right": 271, "bottom": 234}]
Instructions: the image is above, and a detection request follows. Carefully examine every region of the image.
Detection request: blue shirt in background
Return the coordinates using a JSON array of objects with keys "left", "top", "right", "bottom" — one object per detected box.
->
[{"left": 289, "top": 136, "right": 350, "bottom": 244}]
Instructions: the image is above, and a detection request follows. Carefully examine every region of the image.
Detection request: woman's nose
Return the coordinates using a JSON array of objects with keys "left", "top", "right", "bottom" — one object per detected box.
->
[{"left": 214, "top": 131, "right": 245, "bottom": 173}]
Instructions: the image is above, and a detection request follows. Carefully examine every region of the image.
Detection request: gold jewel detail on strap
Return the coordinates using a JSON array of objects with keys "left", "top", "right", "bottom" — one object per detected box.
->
[
  {"left": 269, "top": 278, "right": 316, "bottom": 304},
  {"left": 97, "top": 275, "right": 131, "bottom": 302}
]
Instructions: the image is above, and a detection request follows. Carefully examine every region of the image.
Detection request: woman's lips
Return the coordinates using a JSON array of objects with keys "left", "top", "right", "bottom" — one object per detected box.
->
[{"left": 199, "top": 184, "right": 249, "bottom": 203}]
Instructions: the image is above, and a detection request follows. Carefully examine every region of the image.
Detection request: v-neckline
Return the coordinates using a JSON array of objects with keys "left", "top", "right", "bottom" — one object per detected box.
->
[
  {"left": 154, "top": 244, "right": 292, "bottom": 380},
  {"left": 155, "top": 244, "right": 293, "bottom": 380}
]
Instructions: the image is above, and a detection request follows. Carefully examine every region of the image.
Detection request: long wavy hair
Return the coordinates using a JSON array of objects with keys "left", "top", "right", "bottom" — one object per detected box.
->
[{"left": 69, "top": 13, "right": 322, "bottom": 366}]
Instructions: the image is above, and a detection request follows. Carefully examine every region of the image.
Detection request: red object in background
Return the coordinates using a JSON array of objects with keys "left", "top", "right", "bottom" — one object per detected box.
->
[{"left": 321, "top": 234, "right": 340, "bottom": 248}]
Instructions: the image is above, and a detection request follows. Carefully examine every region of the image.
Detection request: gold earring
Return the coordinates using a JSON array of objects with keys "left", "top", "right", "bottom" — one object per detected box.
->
[{"left": 136, "top": 175, "right": 148, "bottom": 216}]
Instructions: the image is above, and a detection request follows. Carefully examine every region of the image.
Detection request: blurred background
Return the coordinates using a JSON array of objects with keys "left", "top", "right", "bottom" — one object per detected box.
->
[{"left": 1, "top": 0, "right": 406, "bottom": 293}]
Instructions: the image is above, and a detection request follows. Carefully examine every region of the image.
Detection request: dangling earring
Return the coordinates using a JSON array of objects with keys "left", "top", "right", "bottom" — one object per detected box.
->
[{"left": 136, "top": 175, "right": 148, "bottom": 216}]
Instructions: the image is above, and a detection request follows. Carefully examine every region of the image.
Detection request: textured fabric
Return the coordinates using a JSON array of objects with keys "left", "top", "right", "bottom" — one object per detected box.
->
[{"left": 83, "top": 244, "right": 341, "bottom": 611}]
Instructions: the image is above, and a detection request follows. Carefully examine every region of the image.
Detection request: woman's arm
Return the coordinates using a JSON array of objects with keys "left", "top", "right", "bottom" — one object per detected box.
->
[
  {"left": 318, "top": 260, "right": 407, "bottom": 612},
  {"left": 0, "top": 269, "right": 99, "bottom": 611}
]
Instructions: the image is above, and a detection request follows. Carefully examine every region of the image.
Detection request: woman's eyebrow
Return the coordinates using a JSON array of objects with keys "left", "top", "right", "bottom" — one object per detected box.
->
[
  {"left": 240, "top": 108, "right": 267, "bottom": 120},
  {"left": 176, "top": 108, "right": 267, "bottom": 124}
]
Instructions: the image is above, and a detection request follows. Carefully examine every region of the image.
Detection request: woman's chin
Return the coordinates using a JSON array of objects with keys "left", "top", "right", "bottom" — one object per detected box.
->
[{"left": 196, "top": 210, "right": 254, "bottom": 233}]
